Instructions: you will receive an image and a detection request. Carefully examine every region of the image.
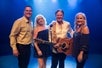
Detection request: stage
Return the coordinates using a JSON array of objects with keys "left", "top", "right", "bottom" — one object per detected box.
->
[{"left": 0, "top": 48, "right": 102, "bottom": 68}]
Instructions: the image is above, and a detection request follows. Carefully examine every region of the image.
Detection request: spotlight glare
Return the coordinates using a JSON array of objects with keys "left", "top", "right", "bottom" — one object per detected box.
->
[
  {"left": 68, "top": 0, "right": 77, "bottom": 8},
  {"left": 52, "top": 0, "right": 57, "bottom": 3}
]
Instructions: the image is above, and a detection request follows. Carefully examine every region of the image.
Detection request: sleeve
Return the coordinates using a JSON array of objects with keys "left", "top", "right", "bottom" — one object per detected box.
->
[
  {"left": 68, "top": 23, "right": 74, "bottom": 38},
  {"left": 9, "top": 20, "right": 21, "bottom": 50},
  {"left": 80, "top": 34, "right": 89, "bottom": 53},
  {"left": 48, "top": 21, "right": 57, "bottom": 43}
]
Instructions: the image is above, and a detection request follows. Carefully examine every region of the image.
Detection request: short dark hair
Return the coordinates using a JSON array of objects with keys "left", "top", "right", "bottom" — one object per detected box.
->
[
  {"left": 55, "top": 9, "right": 64, "bottom": 15},
  {"left": 25, "top": 5, "right": 32, "bottom": 9}
]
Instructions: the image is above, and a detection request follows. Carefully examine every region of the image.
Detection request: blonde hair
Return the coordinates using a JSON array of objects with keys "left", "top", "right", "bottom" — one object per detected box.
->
[
  {"left": 34, "top": 14, "right": 47, "bottom": 28},
  {"left": 74, "top": 12, "right": 87, "bottom": 30}
]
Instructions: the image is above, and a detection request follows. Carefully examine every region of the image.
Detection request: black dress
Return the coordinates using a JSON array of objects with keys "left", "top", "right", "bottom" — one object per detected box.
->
[
  {"left": 34, "top": 29, "right": 51, "bottom": 58},
  {"left": 72, "top": 32, "right": 89, "bottom": 60}
]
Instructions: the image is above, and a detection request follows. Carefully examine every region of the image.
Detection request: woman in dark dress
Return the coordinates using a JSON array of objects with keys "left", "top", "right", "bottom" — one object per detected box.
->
[
  {"left": 72, "top": 12, "right": 90, "bottom": 68},
  {"left": 33, "top": 14, "right": 51, "bottom": 68}
]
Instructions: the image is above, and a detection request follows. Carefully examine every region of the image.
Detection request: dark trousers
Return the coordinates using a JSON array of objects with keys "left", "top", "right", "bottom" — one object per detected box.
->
[
  {"left": 16, "top": 43, "right": 31, "bottom": 68},
  {"left": 51, "top": 53, "right": 66, "bottom": 68}
]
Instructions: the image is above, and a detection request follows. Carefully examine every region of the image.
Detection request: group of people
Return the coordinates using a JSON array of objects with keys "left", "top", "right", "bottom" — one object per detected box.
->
[{"left": 9, "top": 6, "right": 89, "bottom": 68}]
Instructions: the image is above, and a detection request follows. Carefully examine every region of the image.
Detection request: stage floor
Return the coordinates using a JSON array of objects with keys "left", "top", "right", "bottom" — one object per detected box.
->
[{"left": 0, "top": 54, "right": 102, "bottom": 68}]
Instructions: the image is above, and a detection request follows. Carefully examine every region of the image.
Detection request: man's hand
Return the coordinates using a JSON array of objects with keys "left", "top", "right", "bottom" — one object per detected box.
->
[
  {"left": 13, "top": 49, "right": 19, "bottom": 56},
  {"left": 54, "top": 43, "right": 59, "bottom": 48}
]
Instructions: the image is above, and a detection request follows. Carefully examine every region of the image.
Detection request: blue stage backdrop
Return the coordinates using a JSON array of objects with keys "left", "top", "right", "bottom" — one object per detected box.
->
[{"left": 0, "top": 0, "right": 102, "bottom": 56}]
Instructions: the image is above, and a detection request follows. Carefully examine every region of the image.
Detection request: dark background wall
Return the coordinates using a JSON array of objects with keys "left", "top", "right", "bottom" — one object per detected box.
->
[{"left": 0, "top": 0, "right": 102, "bottom": 56}]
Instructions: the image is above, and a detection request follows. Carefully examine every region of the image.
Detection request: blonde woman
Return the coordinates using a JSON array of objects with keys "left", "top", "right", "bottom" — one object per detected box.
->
[
  {"left": 72, "top": 12, "right": 90, "bottom": 68},
  {"left": 33, "top": 14, "right": 51, "bottom": 68}
]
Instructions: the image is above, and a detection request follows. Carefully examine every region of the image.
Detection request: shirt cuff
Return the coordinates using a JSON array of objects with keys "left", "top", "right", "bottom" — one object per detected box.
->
[{"left": 12, "top": 45, "right": 17, "bottom": 51}]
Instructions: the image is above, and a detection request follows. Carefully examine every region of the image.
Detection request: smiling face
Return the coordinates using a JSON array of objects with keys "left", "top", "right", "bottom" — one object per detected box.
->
[
  {"left": 56, "top": 11, "right": 64, "bottom": 23},
  {"left": 24, "top": 6, "right": 32, "bottom": 19},
  {"left": 76, "top": 14, "right": 85, "bottom": 26},
  {"left": 37, "top": 16, "right": 45, "bottom": 26}
]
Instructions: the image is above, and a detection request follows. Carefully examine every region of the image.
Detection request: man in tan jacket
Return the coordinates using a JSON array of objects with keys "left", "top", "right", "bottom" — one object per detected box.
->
[{"left": 9, "top": 6, "right": 33, "bottom": 68}]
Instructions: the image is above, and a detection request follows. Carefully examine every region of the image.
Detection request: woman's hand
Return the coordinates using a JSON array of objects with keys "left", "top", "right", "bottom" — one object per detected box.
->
[
  {"left": 77, "top": 51, "right": 83, "bottom": 63},
  {"left": 37, "top": 50, "right": 42, "bottom": 56}
]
